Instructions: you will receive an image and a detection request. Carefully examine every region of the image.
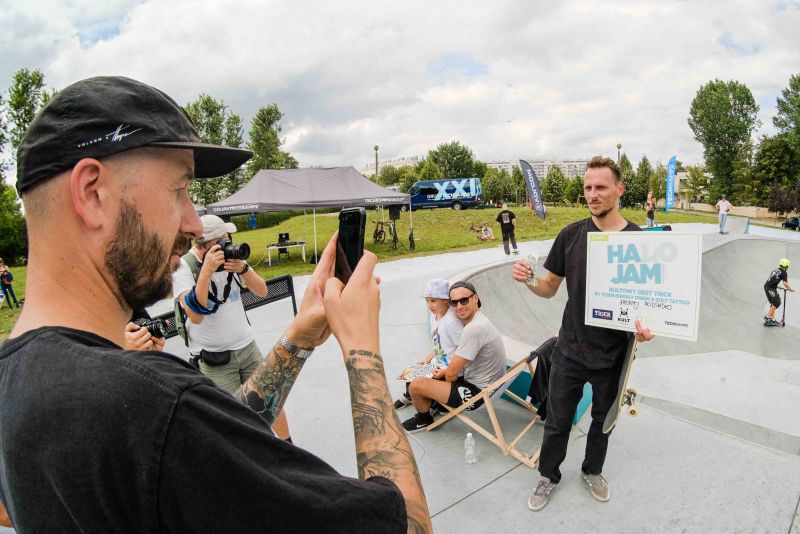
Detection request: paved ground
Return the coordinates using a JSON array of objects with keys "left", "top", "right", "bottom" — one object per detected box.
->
[{"left": 3, "top": 221, "right": 800, "bottom": 532}]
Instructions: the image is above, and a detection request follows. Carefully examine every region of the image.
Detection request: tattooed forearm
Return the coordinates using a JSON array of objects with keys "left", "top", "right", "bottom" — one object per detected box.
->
[
  {"left": 234, "top": 341, "right": 307, "bottom": 425},
  {"left": 345, "top": 349, "right": 432, "bottom": 533}
]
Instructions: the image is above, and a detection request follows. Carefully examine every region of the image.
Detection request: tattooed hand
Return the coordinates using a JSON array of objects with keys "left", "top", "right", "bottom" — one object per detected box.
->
[
  {"left": 323, "top": 250, "right": 381, "bottom": 351},
  {"left": 286, "top": 232, "right": 338, "bottom": 348}
]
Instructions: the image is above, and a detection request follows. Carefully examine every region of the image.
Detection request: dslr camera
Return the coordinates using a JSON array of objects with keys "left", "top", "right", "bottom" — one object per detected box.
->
[
  {"left": 215, "top": 238, "right": 250, "bottom": 271},
  {"left": 133, "top": 317, "right": 168, "bottom": 339}
]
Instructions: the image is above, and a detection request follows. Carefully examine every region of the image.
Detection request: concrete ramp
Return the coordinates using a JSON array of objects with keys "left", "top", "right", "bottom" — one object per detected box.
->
[
  {"left": 464, "top": 237, "right": 799, "bottom": 360},
  {"left": 460, "top": 235, "right": 800, "bottom": 453},
  {"left": 725, "top": 215, "right": 750, "bottom": 234}
]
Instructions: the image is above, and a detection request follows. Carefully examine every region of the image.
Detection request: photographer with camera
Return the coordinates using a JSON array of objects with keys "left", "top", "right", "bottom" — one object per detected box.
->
[{"left": 172, "top": 215, "right": 292, "bottom": 439}]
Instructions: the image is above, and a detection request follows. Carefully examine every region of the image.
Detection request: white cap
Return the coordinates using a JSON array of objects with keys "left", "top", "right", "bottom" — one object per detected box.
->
[
  {"left": 199, "top": 214, "right": 237, "bottom": 243},
  {"left": 423, "top": 279, "right": 450, "bottom": 299}
]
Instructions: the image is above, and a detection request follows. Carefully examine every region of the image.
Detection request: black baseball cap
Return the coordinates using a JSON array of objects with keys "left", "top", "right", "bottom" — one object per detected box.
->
[
  {"left": 449, "top": 280, "right": 481, "bottom": 308},
  {"left": 16, "top": 76, "right": 253, "bottom": 194}
]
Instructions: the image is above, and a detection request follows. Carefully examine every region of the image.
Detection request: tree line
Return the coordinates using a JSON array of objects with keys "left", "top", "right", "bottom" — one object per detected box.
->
[
  {"left": 376, "top": 140, "right": 676, "bottom": 209},
  {"left": 688, "top": 74, "right": 800, "bottom": 215},
  {"left": 0, "top": 68, "right": 299, "bottom": 263}
]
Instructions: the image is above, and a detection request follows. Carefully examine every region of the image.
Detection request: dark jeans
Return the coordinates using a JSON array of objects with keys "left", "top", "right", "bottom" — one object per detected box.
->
[
  {"left": 537, "top": 349, "right": 621, "bottom": 483},
  {"left": 502, "top": 232, "right": 517, "bottom": 254},
  {"left": 2, "top": 284, "right": 19, "bottom": 307}
]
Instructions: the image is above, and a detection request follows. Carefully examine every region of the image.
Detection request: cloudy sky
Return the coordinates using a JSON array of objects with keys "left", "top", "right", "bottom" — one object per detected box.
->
[{"left": 2, "top": 0, "right": 799, "bottom": 182}]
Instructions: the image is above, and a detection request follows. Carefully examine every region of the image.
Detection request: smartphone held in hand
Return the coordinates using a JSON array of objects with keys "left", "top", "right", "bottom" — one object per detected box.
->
[{"left": 335, "top": 207, "right": 366, "bottom": 284}]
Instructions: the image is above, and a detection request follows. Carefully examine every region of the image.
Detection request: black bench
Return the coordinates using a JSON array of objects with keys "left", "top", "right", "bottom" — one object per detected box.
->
[{"left": 152, "top": 274, "right": 298, "bottom": 340}]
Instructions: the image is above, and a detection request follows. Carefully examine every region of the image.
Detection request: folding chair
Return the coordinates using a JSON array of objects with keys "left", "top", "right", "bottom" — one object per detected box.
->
[
  {"left": 426, "top": 337, "right": 557, "bottom": 469},
  {"left": 277, "top": 233, "right": 290, "bottom": 262}
]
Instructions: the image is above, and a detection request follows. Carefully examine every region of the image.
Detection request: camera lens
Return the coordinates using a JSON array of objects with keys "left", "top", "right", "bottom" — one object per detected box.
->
[{"left": 148, "top": 319, "right": 168, "bottom": 338}]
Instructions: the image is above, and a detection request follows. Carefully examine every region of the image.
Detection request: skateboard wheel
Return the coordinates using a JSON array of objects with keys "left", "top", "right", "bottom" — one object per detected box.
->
[
  {"left": 628, "top": 407, "right": 639, "bottom": 417},
  {"left": 626, "top": 388, "right": 637, "bottom": 397}
]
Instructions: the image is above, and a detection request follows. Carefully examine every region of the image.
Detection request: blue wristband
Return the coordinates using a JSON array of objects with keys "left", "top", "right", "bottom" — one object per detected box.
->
[{"left": 185, "top": 288, "right": 215, "bottom": 315}]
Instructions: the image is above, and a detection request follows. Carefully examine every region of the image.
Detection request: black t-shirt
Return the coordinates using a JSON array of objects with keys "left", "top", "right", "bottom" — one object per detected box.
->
[
  {"left": 496, "top": 210, "right": 516, "bottom": 235},
  {"left": 0, "top": 327, "right": 405, "bottom": 533},
  {"left": 544, "top": 218, "right": 640, "bottom": 369},
  {"left": 764, "top": 268, "right": 788, "bottom": 289}
]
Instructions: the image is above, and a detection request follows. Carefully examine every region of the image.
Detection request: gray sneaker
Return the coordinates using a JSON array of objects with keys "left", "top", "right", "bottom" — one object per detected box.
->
[
  {"left": 528, "top": 477, "right": 556, "bottom": 511},
  {"left": 582, "top": 473, "right": 610, "bottom": 502}
]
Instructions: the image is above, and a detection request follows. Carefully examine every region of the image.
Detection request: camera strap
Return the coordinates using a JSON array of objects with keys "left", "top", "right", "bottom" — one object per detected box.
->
[{"left": 207, "top": 273, "right": 243, "bottom": 307}]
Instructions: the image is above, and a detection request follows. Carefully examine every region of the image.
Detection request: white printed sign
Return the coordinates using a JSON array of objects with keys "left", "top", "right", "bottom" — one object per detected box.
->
[{"left": 585, "top": 232, "right": 702, "bottom": 340}]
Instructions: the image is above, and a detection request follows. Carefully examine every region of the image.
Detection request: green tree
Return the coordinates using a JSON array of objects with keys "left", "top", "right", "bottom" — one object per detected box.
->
[
  {"left": 246, "top": 103, "right": 296, "bottom": 179},
  {"left": 730, "top": 142, "right": 755, "bottom": 205},
  {"left": 426, "top": 141, "right": 475, "bottom": 179},
  {"left": 622, "top": 155, "right": 651, "bottom": 207},
  {"left": 473, "top": 160, "right": 488, "bottom": 179},
  {"left": 751, "top": 134, "right": 800, "bottom": 205},
  {"left": 773, "top": 73, "right": 800, "bottom": 144},
  {"left": 688, "top": 79, "right": 760, "bottom": 201},
  {"left": 222, "top": 113, "right": 247, "bottom": 195},
  {"left": 417, "top": 159, "right": 443, "bottom": 182},
  {"left": 379, "top": 165, "right": 402, "bottom": 186},
  {"left": 684, "top": 165, "right": 710, "bottom": 203},
  {"left": 397, "top": 165, "right": 417, "bottom": 193},
  {"left": 481, "top": 167, "right": 513, "bottom": 204},
  {"left": 8, "top": 68, "right": 47, "bottom": 150},
  {"left": 511, "top": 166, "right": 525, "bottom": 205},
  {"left": 564, "top": 176, "right": 584, "bottom": 206},
  {"left": 542, "top": 166, "right": 567, "bottom": 204},
  {"left": 648, "top": 163, "right": 666, "bottom": 203},
  {"left": 184, "top": 94, "right": 228, "bottom": 204},
  {"left": 0, "top": 177, "right": 25, "bottom": 262},
  {"left": 619, "top": 153, "right": 638, "bottom": 208},
  {"left": 767, "top": 182, "right": 798, "bottom": 216}
]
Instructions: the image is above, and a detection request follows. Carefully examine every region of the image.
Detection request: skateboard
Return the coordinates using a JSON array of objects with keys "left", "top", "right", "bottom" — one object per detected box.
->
[{"left": 603, "top": 336, "right": 640, "bottom": 434}]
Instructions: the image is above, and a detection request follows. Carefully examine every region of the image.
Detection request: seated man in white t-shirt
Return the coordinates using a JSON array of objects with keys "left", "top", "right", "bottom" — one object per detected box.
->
[
  {"left": 401, "top": 281, "right": 506, "bottom": 433},
  {"left": 394, "top": 279, "right": 464, "bottom": 409}
]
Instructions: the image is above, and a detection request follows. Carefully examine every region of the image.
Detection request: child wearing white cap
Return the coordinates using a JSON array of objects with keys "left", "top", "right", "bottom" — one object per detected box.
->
[{"left": 394, "top": 279, "right": 465, "bottom": 409}]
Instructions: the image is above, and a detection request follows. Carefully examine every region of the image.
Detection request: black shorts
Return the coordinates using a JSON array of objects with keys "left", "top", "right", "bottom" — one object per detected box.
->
[
  {"left": 447, "top": 378, "right": 484, "bottom": 411},
  {"left": 765, "top": 287, "right": 781, "bottom": 308}
]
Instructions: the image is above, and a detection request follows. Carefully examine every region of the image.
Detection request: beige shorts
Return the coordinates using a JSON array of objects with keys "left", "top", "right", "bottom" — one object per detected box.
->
[{"left": 198, "top": 340, "right": 263, "bottom": 394}]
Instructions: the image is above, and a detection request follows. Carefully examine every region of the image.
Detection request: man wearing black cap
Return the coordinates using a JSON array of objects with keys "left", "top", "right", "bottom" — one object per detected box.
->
[
  {"left": 0, "top": 76, "right": 431, "bottom": 532},
  {"left": 401, "top": 280, "right": 506, "bottom": 432}
]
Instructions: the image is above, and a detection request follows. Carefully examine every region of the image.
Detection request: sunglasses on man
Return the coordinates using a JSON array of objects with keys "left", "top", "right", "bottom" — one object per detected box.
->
[{"left": 449, "top": 293, "right": 475, "bottom": 307}]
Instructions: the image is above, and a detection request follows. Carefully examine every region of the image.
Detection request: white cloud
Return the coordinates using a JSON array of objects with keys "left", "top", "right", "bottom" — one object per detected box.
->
[{"left": 2, "top": 0, "right": 799, "bottom": 184}]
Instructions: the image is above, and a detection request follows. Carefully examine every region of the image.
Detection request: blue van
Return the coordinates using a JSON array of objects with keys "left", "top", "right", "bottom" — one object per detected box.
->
[{"left": 408, "top": 178, "right": 483, "bottom": 211}]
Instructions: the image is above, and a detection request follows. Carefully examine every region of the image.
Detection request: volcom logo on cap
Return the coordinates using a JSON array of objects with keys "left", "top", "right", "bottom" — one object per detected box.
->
[{"left": 77, "top": 124, "right": 142, "bottom": 148}]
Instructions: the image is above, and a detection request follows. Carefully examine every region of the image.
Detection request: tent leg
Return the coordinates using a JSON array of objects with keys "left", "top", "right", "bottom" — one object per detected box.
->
[{"left": 312, "top": 209, "right": 318, "bottom": 264}]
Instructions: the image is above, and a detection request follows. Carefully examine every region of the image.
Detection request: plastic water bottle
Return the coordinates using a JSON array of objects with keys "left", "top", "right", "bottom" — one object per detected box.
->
[{"left": 464, "top": 432, "right": 476, "bottom": 464}]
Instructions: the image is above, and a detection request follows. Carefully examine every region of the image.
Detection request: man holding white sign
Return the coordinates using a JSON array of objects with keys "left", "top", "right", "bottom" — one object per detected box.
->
[{"left": 512, "top": 156, "right": 654, "bottom": 511}]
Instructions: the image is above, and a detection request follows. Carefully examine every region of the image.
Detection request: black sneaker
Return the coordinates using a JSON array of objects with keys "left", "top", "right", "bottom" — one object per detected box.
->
[
  {"left": 402, "top": 412, "right": 435, "bottom": 433},
  {"left": 393, "top": 393, "right": 412, "bottom": 410}
]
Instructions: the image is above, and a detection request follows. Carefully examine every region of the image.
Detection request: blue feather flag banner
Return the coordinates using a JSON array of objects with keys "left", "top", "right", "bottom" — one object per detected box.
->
[
  {"left": 519, "top": 159, "right": 547, "bottom": 220},
  {"left": 665, "top": 155, "right": 677, "bottom": 211}
]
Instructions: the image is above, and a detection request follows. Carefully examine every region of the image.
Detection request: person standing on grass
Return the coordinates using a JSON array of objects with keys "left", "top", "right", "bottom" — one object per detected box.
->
[
  {"left": 0, "top": 259, "right": 20, "bottom": 309},
  {"left": 496, "top": 203, "right": 519, "bottom": 255}
]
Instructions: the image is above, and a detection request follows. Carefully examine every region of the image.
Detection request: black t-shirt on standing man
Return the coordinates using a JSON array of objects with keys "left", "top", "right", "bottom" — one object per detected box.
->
[
  {"left": 0, "top": 327, "right": 405, "bottom": 533},
  {"left": 544, "top": 217, "right": 640, "bottom": 369},
  {"left": 496, "top": 210, "right": 516, "bottom": 235}
]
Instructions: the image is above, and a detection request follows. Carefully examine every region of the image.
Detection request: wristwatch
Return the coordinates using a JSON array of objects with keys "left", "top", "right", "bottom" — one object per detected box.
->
[
  {"left": 279, "top": 334, "right": 314, "bottom": 360},
  {"left": 240, "top": 263, "right": 250, "bottom": 274}
]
